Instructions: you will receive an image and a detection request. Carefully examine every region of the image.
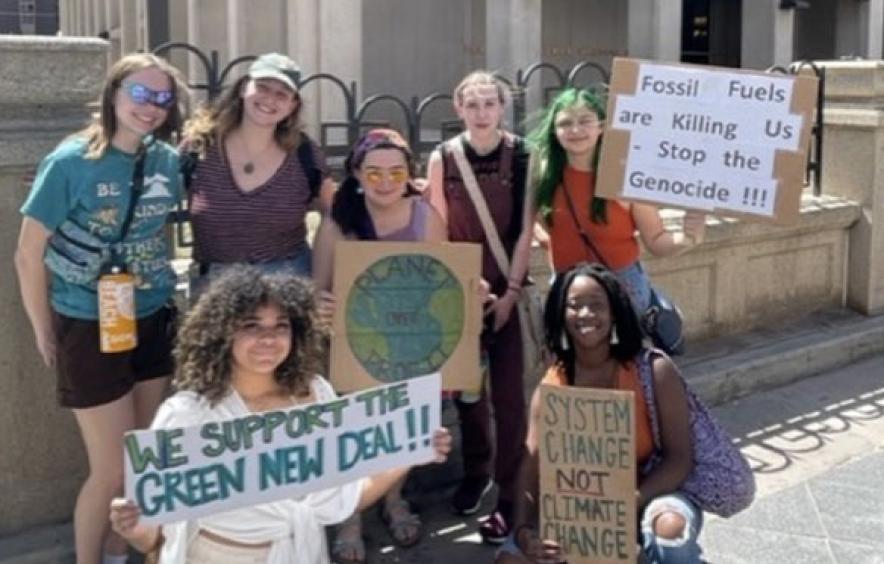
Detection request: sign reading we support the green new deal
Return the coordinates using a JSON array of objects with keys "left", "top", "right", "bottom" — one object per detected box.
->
[
  {"left": 538, "top": 384, "right": 636, "bottom": 564},
  {"left": 331, "top": 242, "right": 482, "bottom": 393},
  {"left": 124, "top": 374, "right": 441, "bottom": 525}
]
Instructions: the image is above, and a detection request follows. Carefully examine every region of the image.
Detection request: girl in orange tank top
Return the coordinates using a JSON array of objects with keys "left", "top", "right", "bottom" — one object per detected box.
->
[
  {"left": 499, "top": 264, "right": 704, "bottom": 564},
  {"left": 527, "top": 88, "right": 707, "bottom": 314}
]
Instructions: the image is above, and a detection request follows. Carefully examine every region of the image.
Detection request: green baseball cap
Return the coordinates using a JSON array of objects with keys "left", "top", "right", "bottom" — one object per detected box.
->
[{"left": 248, "top": 53, "right": 300, "bottom": 91}]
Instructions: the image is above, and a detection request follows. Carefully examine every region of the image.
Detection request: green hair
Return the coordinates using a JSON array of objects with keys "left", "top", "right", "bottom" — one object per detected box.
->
[{"left": 527, "top": 87, "right": 608, "bottom": 225}]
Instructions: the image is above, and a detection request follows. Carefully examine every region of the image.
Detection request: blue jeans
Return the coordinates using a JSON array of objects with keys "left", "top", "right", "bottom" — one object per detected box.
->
[
  {"left": 615, "top": 261, "right": 653, "bottom": 315},
  {"left": 496, "top": 492, "right": 702, "bottom": 564},
  {"left": 640, "top": 493, "right": 703, "bottom": 564},
  {"left": 188, "top": 246, "right": 312, "bottom": 301}
]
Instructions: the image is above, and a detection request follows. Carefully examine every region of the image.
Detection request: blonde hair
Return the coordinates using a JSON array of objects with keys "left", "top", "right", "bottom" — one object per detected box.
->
[
  {"left": 182, "top": 75, "right": 303, "bottom": 156},
  {"left": 453, "top": 70, "right": 510, "bottom": 107},
  {"left": 79, "top": 53, "right": 185, "bottom": 159}
]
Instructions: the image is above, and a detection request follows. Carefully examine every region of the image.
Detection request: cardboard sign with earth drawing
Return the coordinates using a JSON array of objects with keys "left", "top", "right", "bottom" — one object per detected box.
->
[
  {"left": 331, "top": 241, "right": 483, "bottom": 393},
  {"left": 597, "top": 57, "right": 818, "bottom": 224}
]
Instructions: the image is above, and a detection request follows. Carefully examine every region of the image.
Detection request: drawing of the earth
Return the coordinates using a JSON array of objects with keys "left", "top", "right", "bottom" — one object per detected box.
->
[{"left": 345, "top": 253, "right": 465, "bottom": 382}]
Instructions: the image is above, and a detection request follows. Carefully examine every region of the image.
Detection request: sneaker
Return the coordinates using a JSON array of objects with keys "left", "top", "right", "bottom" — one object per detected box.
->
[
  {"left": 479, "top": 511, "right": 510, "bottom": 545},
  {"left": 451, "top": 475, "right": 493, "bottom": 515}
]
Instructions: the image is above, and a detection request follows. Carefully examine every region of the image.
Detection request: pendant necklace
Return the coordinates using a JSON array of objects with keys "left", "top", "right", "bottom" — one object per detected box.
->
[{"left": 236, "top": 133, "right": 272, "bottom": 175}]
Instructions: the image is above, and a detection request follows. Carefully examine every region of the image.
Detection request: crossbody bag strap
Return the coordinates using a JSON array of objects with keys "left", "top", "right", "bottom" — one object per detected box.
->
[
  {"left": 560, "top": 180, "right": 610, "bottom": 270},
  {"left": 447, "top": 136, "right": 512, "bottom": 276},
  {"left": 110, "top": 148, "right": 148, "bottom": 263}
]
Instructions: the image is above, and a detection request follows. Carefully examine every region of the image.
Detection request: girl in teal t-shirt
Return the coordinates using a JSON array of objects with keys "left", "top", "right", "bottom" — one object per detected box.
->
[{"left": 14, "top": 52, "right": 184, "bottom": 564}]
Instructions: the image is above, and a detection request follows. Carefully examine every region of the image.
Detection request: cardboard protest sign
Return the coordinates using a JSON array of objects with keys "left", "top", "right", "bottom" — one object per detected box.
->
[
  {"left": 124, "top": 374, "right": 441, "bottom": 525},
  {"left": 331, "top": 241, "right": 483, "bottom": 393},
  {"left": 597, "top": 57, "right": 818, "bottom": 224},
  {"left": 538, "top": 384, "right": 636, "bottom": 564}
]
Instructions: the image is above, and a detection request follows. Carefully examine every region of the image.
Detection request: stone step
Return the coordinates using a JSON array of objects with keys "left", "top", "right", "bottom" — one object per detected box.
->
[{"left": 681, "top": 308, "right": 884, "bottom": 406}]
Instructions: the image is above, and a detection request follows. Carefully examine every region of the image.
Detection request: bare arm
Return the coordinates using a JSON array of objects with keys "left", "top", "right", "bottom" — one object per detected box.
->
[
  {"left": 637, "top": 356, "right": 694, "bottom": 509},
  {"left": 109, "top": 499, "right": 162, "bottom": 554},
  {"left": 311, "top": 217, "right": 345, "bottom": 328},
  {"left": 512, "top": 387, "right": 542, "bottom": 532},
  {"left": 423, "top": 203, "right": 448, "bottom": 243},
  {"left": 311, "top": 217, "right": 344, "bottom": 293},
  {"left": 14, "top": 217, "right": 55, "bottom": 367},
  {"left": 425, "top": 150, "right": 448, "bottom": 224},
  {"left": 510, "top": 388, "right": 565, "bottom": 564},
  {"left": 632, "top": 203, "right": 706, "bottom": 257},
  {"left": 356, "top": 428, "right": 451, "bottom": 511},
  {"left": 314, "top": 177, "right": 337, "bottom": 215},
  {"left": 490, "top": 175, "right": 535, "bottom": 331}
]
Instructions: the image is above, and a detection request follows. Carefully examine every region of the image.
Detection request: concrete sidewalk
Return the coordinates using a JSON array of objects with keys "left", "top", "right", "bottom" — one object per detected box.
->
[{"left": 2, "top": 318, "right": 883, "bottom": 563}]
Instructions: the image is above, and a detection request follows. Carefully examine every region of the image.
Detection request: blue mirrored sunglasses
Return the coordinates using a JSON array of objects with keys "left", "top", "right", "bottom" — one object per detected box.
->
[{"left": 121, "top": 81, "right": 175, "bottom": 109}]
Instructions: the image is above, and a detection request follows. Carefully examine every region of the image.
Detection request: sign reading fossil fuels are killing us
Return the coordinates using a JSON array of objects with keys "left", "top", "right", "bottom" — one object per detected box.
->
[
  {"left": 538, "top": 384, "right": 636, "bottom": 564},
  {"left": 124, "top": 374, "right": 441, "bottom": 525},
  {"left": 597, "top": 57, "right": 818, "bottom": 224},
  {"left": 331, "top": 242, "right": 482, "bottom": 393}
]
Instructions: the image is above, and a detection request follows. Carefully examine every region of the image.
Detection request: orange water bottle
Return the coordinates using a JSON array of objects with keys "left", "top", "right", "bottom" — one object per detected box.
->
[{"left": 98, "top": 266, "right": 137, "bottom": 353}]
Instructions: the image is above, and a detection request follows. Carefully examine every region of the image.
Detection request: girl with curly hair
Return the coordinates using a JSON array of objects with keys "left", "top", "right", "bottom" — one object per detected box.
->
[
  {"left": 312, "top": 128, "right": 446, "bottom": 561},
  {"left": 528, "top": 88, "right": 706, "bottom": 317},
  {"left": 109, "top": 267, "right": 451, "bottom": 563},
  {"left": 181, "top": 52, "right": 336, "bottom": 290},
  {"left": 15, "top": 52, "right": 184, "bottom": 564}
]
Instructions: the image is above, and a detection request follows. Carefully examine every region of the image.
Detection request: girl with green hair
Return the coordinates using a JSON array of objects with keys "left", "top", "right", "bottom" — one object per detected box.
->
[{"left": 528, "top": 87, "right": 706, "bottom": 316}]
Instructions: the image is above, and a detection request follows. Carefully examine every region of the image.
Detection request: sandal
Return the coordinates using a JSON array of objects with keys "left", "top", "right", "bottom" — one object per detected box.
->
[
  {"left": 332, "top": 513, "right": 366, "bottom": 564},
  {"left": 380, "top": 498, "right": 422, "bottom": 548}
]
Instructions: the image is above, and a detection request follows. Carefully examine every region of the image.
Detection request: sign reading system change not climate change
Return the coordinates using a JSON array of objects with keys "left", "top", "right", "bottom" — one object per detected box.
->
[
  {"left": 597, "top": 57, "right": 818, "bottom": 224},
  {"left": 538, "top": 384, "right": 636, "bottom": 564}
]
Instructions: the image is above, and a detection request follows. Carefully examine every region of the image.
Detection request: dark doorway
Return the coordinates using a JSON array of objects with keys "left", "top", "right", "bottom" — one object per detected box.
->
[{"left": 681, "top": 0, "right": 741, "bottom": 67}]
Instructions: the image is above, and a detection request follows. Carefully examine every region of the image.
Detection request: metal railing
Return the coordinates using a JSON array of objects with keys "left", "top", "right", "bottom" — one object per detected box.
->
[
  {"left": 153, "top": 42, "right": 826, "bottom": 247},
  {"left": 766, "top": 61, "right": 825, "bottom": 196}
]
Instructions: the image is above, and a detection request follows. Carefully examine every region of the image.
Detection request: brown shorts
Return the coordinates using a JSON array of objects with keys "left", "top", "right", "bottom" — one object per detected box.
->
[{"left": 54, "top": 305, "right": 176, "bottom": 409}]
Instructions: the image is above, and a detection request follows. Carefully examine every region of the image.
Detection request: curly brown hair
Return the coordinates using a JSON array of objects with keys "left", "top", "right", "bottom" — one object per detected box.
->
[{"left": 173, "top": 266, "right": 324, "bottom": 403}]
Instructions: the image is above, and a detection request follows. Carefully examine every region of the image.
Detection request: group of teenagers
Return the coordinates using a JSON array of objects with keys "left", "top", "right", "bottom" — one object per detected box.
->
[{"left": 14, "top": 49, "right": 747, "bottom": 564}]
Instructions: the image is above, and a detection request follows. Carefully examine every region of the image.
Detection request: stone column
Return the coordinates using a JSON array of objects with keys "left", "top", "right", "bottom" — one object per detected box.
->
[
  {"left": 0, "top": 36, "right": 106, "bottom": 535},
  {"left": 226, "top": 0, "right": 247, "bottom": 61},
  {"left": 627, "top": 0, "right": 682, "bottom": 62},
  {"left": 186, "top": 0, "right": 228, "bottom": 103},
  {"left": 119, "top": 0, "right": 137, "bottom": 54},
  {"left": 286, "top": 0, "right": 321, "bottom": 138},
  {"left": 819, "top": 61, "right": 884, "bottom": 315},
  {"left": 742, "top": 0, "right": 794, "bottom": 70},
  {"left": 318, "top": 0, "right": 361, "bottom": 145},
  {"left": 486, "top": 0, "right": 542, "bottom": 113}
]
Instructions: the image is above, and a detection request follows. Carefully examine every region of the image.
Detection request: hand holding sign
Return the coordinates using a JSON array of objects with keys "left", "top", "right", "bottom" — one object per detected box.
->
[
  {"left": 597, "top": 58, "right": 818, "bottom": 224},
  {"left": 122, "top": 374, "right": 443, "bottom": 527}
]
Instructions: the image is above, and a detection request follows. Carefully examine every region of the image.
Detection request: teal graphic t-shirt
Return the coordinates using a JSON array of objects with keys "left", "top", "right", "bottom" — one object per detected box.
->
[{"left": 21, "top": 136, "right": 182, "bottom": 320}]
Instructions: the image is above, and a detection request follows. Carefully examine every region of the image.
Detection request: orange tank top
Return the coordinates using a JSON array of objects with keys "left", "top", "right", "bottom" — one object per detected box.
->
[
  {"left": 547, "top": 166, "right": 640, "bottom": 272},
  {"left": 541, "top": 362, "right": 654, "bottom": 465}
]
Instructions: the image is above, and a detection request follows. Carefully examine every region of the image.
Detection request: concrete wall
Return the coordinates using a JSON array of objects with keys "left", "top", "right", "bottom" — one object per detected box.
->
[
  {"left": 528, "top": 196, "right": 860, "bottom": 341},
  {"left": 818, "top": 60, "right": 884, "bottom": 315},
  {"left": 0, "top": 36, "right": 106, "bottom": 535}
]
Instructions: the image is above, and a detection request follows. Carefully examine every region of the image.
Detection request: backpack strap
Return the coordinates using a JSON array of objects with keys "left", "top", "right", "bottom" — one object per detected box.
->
[
  {"left": 297, "top": 133, "right": 322, "bottom": 199},
  {"left": 636, "top": 348, "right": 664, "bottom": 450}
]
